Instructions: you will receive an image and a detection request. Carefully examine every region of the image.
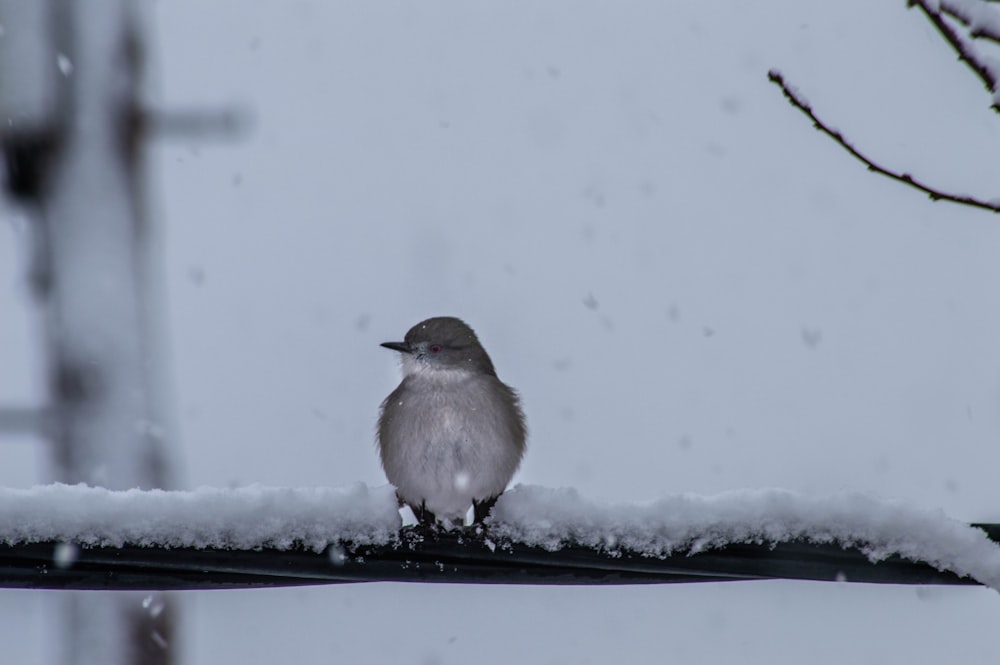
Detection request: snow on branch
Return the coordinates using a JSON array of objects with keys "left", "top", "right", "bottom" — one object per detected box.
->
[
  {"left": 909, "top": 0, "right": 1000, "bottom": 110},
  {"left": 767, "top": 69, "right": 1000, "bottom": 214},
  {"left": 0, "top": 483, "right": 998, "bottom": 590},
  {"left": 937, "top": 0, "right": 1000, "bottom": 43}
]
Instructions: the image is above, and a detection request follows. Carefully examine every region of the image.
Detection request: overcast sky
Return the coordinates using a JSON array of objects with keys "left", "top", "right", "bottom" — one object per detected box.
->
[{"left": 2, "top": 1, "right": 1000, "bottom": 663}]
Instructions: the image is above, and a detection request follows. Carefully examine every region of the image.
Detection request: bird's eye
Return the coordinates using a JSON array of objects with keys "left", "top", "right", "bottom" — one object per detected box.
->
[{"left": 429, "top": 344, "right": 443, "bottom": 354}]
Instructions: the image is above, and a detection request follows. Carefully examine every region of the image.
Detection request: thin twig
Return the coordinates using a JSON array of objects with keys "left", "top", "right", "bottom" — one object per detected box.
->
[
  {"left": 908, "top": 0, "right": 1000, "bottom": 112},
  {"left": 767, "top": 69, "right": 1000, "bottom": 214}
]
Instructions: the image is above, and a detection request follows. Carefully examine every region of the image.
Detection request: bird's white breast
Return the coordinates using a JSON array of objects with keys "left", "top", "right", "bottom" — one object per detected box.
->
[{"left": 381, "top": 369, "right": 521, "bottom": 521}]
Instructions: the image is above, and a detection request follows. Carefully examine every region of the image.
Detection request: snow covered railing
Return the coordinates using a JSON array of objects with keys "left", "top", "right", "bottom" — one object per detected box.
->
[{"left": 0, "top": 484, "right": 997, "bottom": 591}]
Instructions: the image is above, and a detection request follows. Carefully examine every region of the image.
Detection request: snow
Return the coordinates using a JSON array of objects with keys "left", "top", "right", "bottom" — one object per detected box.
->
[
  {"left": 56, "top": 52, "right": 73, "bottom": 77},
  {"left": 491, "top": 485, "right": 1000, "bottom": 590},
  {"left": 0, "top": 483, "right": 401, "bottom": 551},
  {"left": 1, "top": 482, "right": 998, "bottom": 590}
]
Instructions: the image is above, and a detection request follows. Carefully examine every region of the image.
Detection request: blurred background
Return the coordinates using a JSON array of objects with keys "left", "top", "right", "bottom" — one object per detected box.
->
[{"left": 2, "top": 0, "right": 1000, "bottom": 663}]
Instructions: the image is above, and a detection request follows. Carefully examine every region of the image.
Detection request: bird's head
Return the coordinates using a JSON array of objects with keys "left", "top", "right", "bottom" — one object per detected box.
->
[{"left": 381, "top": 316, "right": 497, "bottom": 378}]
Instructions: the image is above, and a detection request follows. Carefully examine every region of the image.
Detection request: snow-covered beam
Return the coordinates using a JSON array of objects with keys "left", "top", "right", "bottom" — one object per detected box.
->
[{"left": 0, "top": 484, "right": 997, "bottom": 590}]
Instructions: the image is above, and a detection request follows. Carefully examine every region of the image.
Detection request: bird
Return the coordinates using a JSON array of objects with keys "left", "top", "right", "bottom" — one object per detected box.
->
[{"left": 377, "top": 316, "right": 527, "bottom": 527}]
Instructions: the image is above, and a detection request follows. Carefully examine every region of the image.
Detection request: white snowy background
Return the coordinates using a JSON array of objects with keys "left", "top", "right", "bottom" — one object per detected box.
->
[{"left": 2, "top": 0, "right": 1000, "bottom": 663}]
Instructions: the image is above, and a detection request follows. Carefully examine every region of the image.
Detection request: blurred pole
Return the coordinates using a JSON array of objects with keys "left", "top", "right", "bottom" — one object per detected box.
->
[{"left": 1, "top": 1, "right": 177, "bottom": 664}]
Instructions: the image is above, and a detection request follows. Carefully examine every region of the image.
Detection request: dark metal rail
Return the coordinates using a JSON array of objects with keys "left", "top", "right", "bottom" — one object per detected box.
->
[{"left": 2, "top": 523, "right": 996, "bottom": 591}]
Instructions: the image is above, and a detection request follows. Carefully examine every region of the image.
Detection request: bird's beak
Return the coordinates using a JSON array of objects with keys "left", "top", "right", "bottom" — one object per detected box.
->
[{"left": 380, "top": 341, "right": 412, "bottom": 354}]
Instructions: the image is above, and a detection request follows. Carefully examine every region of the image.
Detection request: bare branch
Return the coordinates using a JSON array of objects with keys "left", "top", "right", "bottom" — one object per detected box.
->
[{"left": 767, "top": 69, "right": 1000, "bottom": 214}]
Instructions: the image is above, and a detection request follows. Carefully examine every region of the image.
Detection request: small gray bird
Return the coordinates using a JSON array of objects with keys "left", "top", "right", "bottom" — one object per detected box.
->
[{"left": 377, "top": 316, "right": 527, "bottom": 527}]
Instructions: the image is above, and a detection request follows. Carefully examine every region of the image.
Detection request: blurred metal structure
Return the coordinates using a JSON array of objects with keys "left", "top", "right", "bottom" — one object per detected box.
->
[{"left": 0, "top": 1, "right": 176, "bottom": 664}]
